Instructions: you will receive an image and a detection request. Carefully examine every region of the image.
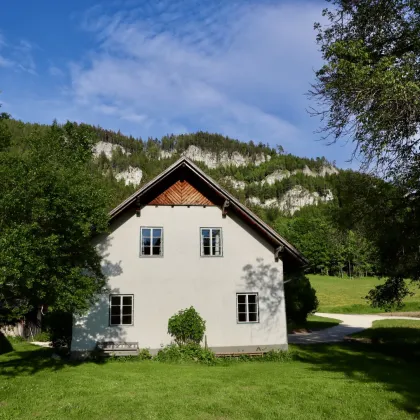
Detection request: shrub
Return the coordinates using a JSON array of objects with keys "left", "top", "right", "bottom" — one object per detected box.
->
[
  {"left": 284, "top": 269, "right": 318, "bottom": 324},
  {"left": 167, "top": 306, "right": 206, "bottom": 346},
  {"left": 138, "top": 348, "right": 152, "bottom": 360},
  {"left": 31, "top": 331, "right": 51, "bottom": 342},
  {"left": 261, "top": 349, "right": 293, "bottom": 362},
  {"left": 155, "top": 343, "right": 216, "bottom": 365}
]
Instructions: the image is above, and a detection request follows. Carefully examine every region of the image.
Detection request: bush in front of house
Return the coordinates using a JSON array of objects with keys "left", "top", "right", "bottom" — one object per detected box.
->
[
  {"left": 167, "top": 306, "right": 206, "bottom": 346},
  {"left": 155, "top": 343, "right": 217, "bottom": 364},
  {"left": 284, "top": 269, "right": 319, "bottom": 324}
]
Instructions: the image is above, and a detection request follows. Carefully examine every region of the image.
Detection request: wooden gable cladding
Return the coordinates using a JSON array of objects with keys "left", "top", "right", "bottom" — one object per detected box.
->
[{"left": 148, "top": 179, "right": 214, "bottom": 206}]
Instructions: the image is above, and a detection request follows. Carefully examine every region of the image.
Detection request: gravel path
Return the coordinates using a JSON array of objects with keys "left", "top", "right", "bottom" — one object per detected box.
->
[{"left": 288, "top": 312, "right": 419, "bottom": 344}]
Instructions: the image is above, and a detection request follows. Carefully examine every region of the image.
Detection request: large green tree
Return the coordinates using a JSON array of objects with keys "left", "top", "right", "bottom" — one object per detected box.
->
[
  {"left": 311, "top": 0, "right": 420, "bottom": 307},
  {"left": 0, "top": 120, "right": 110, "bottom": 323}
]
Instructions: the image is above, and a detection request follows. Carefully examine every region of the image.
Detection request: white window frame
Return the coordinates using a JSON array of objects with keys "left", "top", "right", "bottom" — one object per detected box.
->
[
  {"left": 236, "top": 293, "right": 259, "bottom": 323},
  {"left": 140, "top": 227, "right": 163, "bottom": 257},
  {"left": 109, "top": 294, "right": 134, "bottom": 326},
  {"left": 200, "top": 227, "right": 223, "bottom": 257}
]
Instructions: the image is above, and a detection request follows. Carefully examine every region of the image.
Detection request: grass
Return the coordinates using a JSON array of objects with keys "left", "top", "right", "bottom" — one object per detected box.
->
[
  {"left": 1, "top": 339, "right": 419, "bottom": 419},
  {"left": 350, "top": 319, "right": 420, "bottom": 345},
  {"left": 288, "top": 314, "right": 342, "bottom": 333},
  {"left": 308, "top": 274, "right": 420, "bottom": 314}
]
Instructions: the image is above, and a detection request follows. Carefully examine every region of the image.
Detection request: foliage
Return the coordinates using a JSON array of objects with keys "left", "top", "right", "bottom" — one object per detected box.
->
[
  {"left": 31, "top": 331, "right": 51, "bottom": 342},
  {"left": 0, "top": 121, "right": 110, "bottom": 324},
  {"left": 167, "top": 307, "right": 206, "bottom": 346},
  {"left": 138, "top": 348, "right": 153, "bottom": 360},
  {"left": 284, "top": 270, "right": 318, "bottom": 324},
  {"left": 155, "top": 343, "right": 216, "bottom": 365},
  {"left": 310, "top": 0, "right": 420, "bottom": 307}
]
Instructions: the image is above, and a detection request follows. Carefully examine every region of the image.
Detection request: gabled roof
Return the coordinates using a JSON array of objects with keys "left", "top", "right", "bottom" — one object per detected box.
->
[{"left": 109, "top": 157, "right": 307, "bottom": 265}]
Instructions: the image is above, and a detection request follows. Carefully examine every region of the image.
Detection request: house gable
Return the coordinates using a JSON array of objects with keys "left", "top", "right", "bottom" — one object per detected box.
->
[{"left": 148, "top": 179, "right": 214, "bottom": 206}]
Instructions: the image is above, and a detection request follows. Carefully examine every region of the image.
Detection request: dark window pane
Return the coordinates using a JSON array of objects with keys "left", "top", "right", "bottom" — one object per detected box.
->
[
  {"left": 111, "top": 296, "right": 121, "bottom": 306},
  {"left": 153, "top": 229, "right": 161, "bottom": 238},
  {"left": 248, "top": 295, "right": 256, "bottom": 304},
  {"left": 212, "top": 229, "right": 221, "bottom": 237},
  {"left": 111, "top": 315, "right": 120, "bottom": 325},
  {"left": 249, "top": 313, "right": 258, "bottom": 322},
  {"left": 237, "top": 295, "right": 246, "bottom": 304},
  {"left": 122, "top": 315, "right": 132, "bottom": 325},
  {"left": 248, "top": 304, "right": 257, "bottom": 313},
  {"left": 152, "top": 246, "right": 161, "bottom": 255},
  {"left": 123, "top": 296, "right": 132, "bottom": 305},
  {"left": 202, "top": 237, "right": 210, "bottom": 248},
  {"left": 111, "top": 306, "right": 120, "bottom": 316},
  {"left": 238, "top": 313, "right": 247, "bottom": 322},
  {"left": 238, "top": 304, "right": 247, "bottom": 313},
  {"left": 122, "top": 306, "right": 132, "bottom": 315},
  {"left": 153, "top": 237, "right": 161, "bottom": 246},
  {"left": 142, "top": 238, "right": 151, "bottom": 246},
  {"left": 142, "top": 246, "right": 151, "bottom": 255},
  {"left": 142, "top": 228, "right": 151, "bottom": 237},
  {"left": 203, "top": 246, "right": 211, "bottom": 256}
]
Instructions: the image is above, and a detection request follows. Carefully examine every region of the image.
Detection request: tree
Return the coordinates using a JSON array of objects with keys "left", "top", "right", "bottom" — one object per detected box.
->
[
  {"left": 0, "top": 121, "right": 110, "bottom": 324},
  {"left": 310, "top": 0, "right": 420, "bottom": 307}
]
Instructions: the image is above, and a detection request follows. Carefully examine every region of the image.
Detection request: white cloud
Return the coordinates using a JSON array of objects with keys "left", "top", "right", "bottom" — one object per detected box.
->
[{"left": 67, "top": 0, "right": 323, "bottom": 149}]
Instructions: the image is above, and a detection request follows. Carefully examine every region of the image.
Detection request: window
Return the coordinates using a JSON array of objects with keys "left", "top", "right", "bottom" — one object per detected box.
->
[
  {"left": 140, "top": 227, "right": 163, "bottom": 256},
  {"left": 109, "top": 295, "right": 133, "bottom": 326},
  {"left": 237, "top": 293, "right": 259, "bottom": 323},
  {"left": 200, "top": 228, "right": 222, "bottom": 256}
]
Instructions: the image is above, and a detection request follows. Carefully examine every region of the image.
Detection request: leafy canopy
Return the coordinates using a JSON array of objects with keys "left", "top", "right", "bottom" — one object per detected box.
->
[
  {"left": 0, "top": 120, "right": 110, "bottom": 323},
  {"left": 311, "top": 0, "right": 420, "bottom": 307}
]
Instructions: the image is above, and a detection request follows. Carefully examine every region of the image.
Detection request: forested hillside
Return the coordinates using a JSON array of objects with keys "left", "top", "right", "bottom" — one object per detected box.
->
[{"left": 3, "top": 117, "right": 403, "bottom": 279}]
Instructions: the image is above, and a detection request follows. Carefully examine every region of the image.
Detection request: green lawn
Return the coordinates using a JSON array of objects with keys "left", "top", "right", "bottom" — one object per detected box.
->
[
  {"left": 350, "top": 319, "right": 420, "bottom": 345},
  {"left": 308, "top": 274, "right": 420, "bottom": 314},
  {"left": 1, "top": 339, "right": 419, "bottom": 419},
  {"left": 288, "top": 314, "right": 342, "bottom": 333}
]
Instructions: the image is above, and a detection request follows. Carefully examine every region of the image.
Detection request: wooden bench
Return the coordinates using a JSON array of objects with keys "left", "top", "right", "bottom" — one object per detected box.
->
[
  {"left": 96, "top": 341, "right": 139, "bottom": 357},
  {"left": 215, "top": 351, "right": 265, "bottom": 358}
]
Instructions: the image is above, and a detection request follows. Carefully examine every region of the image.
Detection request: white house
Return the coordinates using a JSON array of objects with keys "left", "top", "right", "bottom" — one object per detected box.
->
[{"left": 71, "top": 157, "right": 306, "bottom": 356}]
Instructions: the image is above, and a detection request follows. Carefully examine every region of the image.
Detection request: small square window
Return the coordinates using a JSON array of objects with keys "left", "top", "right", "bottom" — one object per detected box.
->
[
  {"left": 200, "top": 228, "right": 222, "bottom": 257},
  {"left": 109, "top": 294, "right": 134, "bottom": 326},
  {"left": 236, "top": 293, "right": 259, "bottom": 323},
  {"left": 140, "top": 227, "right": 163, "bottom": 257}
]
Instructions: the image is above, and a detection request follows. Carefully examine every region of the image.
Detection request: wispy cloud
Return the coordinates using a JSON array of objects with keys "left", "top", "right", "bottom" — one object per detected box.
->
[
  {"left": 67, "top": 0, "right": 323, "bottom": 151},
  {"left": 14, "top": 39, "right": 37, "bottom": 75},
  {"left": 0, "top": 34, "right": 37, "bottom": 74}
]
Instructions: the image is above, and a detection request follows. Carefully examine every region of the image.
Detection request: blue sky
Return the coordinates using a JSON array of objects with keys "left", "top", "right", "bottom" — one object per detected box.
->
[{"left": 0, "top": 0, "right": 357, "bottom": 168}]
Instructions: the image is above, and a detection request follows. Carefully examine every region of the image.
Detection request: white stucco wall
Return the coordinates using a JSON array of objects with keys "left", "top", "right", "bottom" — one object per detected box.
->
[{"left": 71, "top": 205, "right": 287, "bottom": 353}]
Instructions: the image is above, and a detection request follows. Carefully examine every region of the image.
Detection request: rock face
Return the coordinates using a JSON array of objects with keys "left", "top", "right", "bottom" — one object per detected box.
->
[
  {"left": 93, "top": 141, "right": 130, "bottom": 159},
  {"left": 260, "top": 165, "right": 338, "bottom": 185},
  {"left": 263, "top": 170, "right": 291, "bottom": 185},
  {"left": 222, "top": 176, "right": 247, "bottom": 190},
  {"left": 115, "top": 166, "right": 143, "bottom": 186},
  {"left": 160, "top": 150, "right": 175, "bottom": 159},
  {"left": 181, "top": 145, "right": 270, "bottom": 169},
  {"left": 248, "top": 186, "right": 334, "bottom": 215}
]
